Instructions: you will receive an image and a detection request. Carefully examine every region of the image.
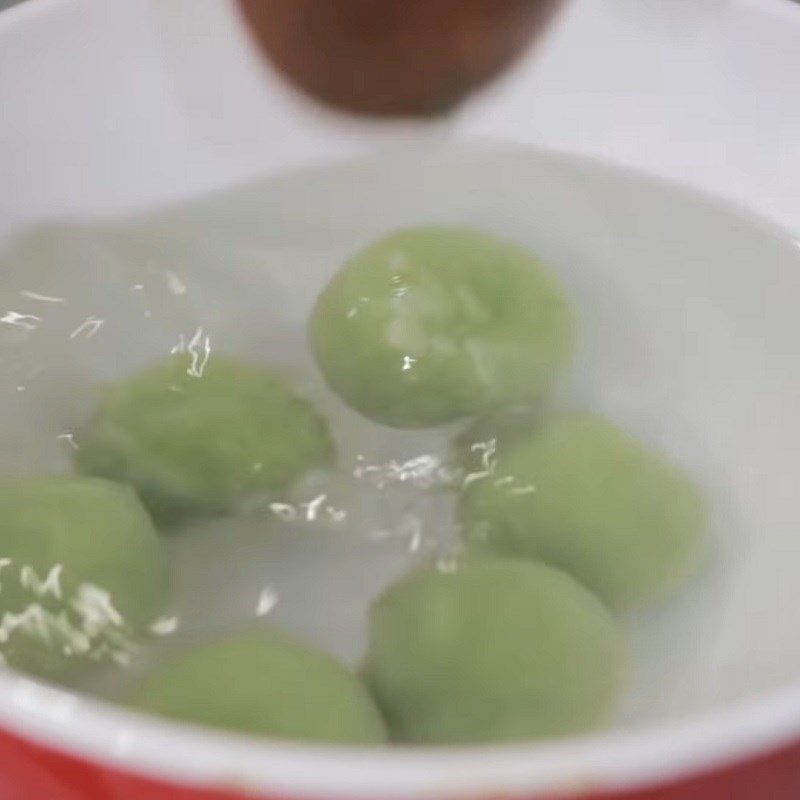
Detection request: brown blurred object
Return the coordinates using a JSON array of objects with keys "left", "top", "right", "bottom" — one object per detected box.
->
[{"left": 237, "top": 0, "right": 564, "bottom": 116}]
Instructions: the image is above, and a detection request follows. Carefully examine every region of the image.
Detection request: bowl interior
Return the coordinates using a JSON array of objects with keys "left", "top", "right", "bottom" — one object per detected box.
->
[{"left": 0, "top": 142, "right": 798, "bottom": 793}]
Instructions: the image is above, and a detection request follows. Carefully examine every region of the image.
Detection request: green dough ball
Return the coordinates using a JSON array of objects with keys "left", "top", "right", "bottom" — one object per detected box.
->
[
  {"left": 132, "top": 630, "right": 387, "bottom": 745},
  {"left": 363, "top": 558, "right": 625, "bottom": 744},
  {"left": 310, "top": 227, "right": 573, "bottom": 428},
  {"left": 75, "top": 355, "right": 334, "bottom": 524},
  {"left": 459, "top": 413, "right": 707, "bottom": 609},
  {"left": 0, "top": 475, "right": 167, "bottom": 678}
]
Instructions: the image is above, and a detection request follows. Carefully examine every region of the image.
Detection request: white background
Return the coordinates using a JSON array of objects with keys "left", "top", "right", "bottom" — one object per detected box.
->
[{"left": 0, "top": 0, "right": 798, "bottom": 238}]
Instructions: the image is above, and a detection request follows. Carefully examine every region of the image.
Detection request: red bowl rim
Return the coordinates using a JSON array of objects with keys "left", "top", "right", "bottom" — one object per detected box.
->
[{"left": 0, "top": 667, "right": 798, "bottom": 799}]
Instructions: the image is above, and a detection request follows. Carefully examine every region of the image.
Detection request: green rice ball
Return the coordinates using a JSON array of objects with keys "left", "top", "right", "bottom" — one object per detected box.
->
[
  {"left": 363, "top": 557, "right": 625, "bottom": 744},
  {"left": 75, "top": 355, "right": 334, "bottom": 524},
  {"left": 310, "top": 227, "right": 573, "bottom": 428},
  {"left": 459, "top": 413, "right": 707, "bottom": 609},
  {"left": 0, "top": 475, "right": 167, "bottom": 678},
  {"left": 132, "top": 629, "right": 387, "bottom": 744}
]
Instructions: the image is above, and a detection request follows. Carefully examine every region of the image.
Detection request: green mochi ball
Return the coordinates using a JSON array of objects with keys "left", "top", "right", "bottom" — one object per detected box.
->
[
  {"left": 309, "top": 227, "right": 573, "bottom": 428},
  {"left": 132, "top": 629, "right": 387, "bottom": 745},
  {"left": 363, "top": 558, "right": 625, "bottom": 744},
  {"left": 0, "top": 475, "right": 167, "bottom": 678},
  {"left": 459, "top": 413, "right": 707, "bottom": 609},
  {"left": 75, "top": 355, "right": 334, "bottom": 524}
]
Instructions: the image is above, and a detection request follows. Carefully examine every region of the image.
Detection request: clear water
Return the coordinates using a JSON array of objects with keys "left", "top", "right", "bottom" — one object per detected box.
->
[{"left": 0, "top": 143, "right": 730, "bottom": 731}]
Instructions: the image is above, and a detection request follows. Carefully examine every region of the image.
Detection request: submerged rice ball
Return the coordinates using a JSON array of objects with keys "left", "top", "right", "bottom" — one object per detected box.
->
[
  {"left": 0, "top": 475, "right": 167, "bottom": 678},
  {"left": 132, "top": 629, "right": 387, "bottom": 744},
  {"left": 363, "top": 557, "right": 625, "bottom": 744},
  {"left": 310, "top": 227, "right": 573, "bottom": 428},
  {"left": 75, "top": 355, "right": 334, "bottom": 524},
  {"left": 459, "top": 413, "right": 707, "bottom": 609}
]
